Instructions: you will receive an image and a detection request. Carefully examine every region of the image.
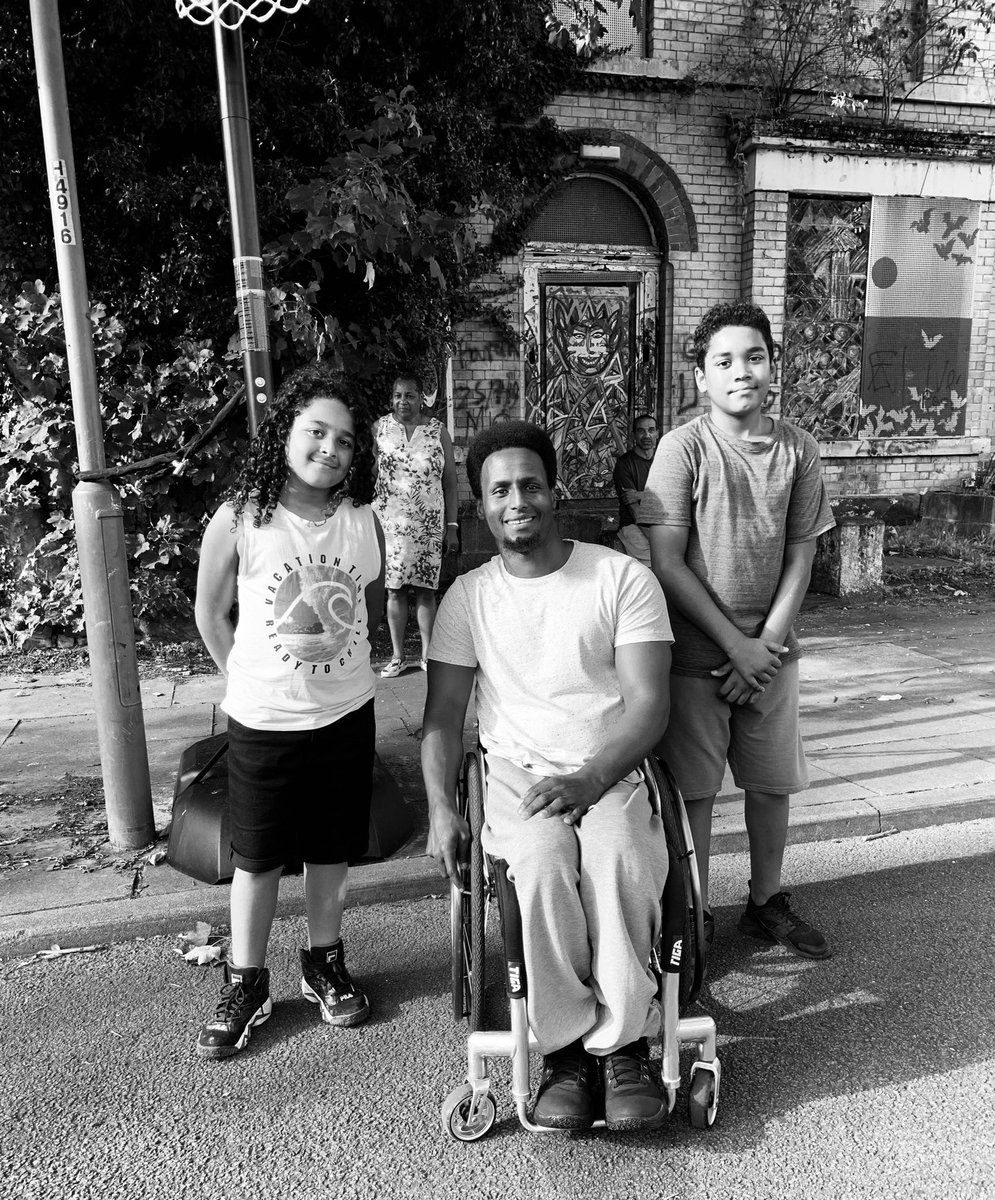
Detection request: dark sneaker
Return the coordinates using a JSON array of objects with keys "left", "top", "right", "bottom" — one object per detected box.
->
[
  {"left": 602, "top": 1038, "right": 668, "bottom": 1131},
  {"left": 532, "top": 1039, "right": 601, "bottom": 1130},
  {"left": 196, "top": 965, "right": 271, "bottom": 1060},
  {"left": 738, "top": 888, "right": 832, "bottom": 959},
  {"left": 300, "top": 941, "right": 370, "bottom": 1027}
]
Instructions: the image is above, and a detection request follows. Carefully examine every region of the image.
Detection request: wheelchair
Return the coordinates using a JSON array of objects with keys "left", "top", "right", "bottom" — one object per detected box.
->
[{"left": 441, "top": 748, "right": 721, "bottom": 1141}]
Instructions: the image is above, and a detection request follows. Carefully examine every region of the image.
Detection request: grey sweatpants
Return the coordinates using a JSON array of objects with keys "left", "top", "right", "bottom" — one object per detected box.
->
[{"left": 480, "top": 754, "right": 669, "bottom": 1056}]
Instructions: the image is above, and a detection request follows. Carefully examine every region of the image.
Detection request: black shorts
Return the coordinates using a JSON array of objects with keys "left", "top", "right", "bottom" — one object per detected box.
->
[{"left": 226, "top": 699, "right": 375, "bottom": 873}]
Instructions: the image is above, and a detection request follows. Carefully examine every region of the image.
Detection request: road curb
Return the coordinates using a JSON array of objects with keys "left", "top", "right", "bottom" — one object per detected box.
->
[{"left": 2, "top": 789, "right": 991, "bottom": 960}]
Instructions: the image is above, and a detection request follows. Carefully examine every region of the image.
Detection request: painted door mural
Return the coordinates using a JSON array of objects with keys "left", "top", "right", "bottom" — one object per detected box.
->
[{"left": 535, "top": 278, "right": 636, "bottom": 498}]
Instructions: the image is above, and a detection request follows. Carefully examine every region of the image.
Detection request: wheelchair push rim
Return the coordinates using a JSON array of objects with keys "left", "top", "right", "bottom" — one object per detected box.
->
[{"left": 450, "top": 749, "right": 487, "bottom": 1030}]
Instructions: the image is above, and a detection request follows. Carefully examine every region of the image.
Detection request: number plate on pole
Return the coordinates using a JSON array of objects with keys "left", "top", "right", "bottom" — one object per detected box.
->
[{"left": 48, "top": 158, "right": 76, "bottom": 245}]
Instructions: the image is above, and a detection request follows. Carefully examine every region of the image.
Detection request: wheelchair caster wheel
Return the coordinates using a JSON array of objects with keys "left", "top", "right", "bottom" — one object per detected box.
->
[
  {"left": 688, "top": 1063, "right": 719, "bottom": 1129},
  {"left": 442, "top": 1084, "right": 497, "bottom": 1142}
]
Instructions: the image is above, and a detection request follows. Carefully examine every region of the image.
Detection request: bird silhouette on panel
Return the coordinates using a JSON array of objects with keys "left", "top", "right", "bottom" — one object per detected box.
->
[
  {"left": 941, "top": 211, "right": 968, "bottom": 237},
  {"left": 910, "top": 208, "right": 933, "bottom": 233},
  {"left": 934, "top": 238, "right": 955, "bottom": 259}
]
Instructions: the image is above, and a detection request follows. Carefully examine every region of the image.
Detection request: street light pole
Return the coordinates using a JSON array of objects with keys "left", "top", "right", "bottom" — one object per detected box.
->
[
  {"left": 29, "top": 0, "right": 154, "bottom": 849},
  {"left": 176, "top": 0, "right": 312, "bottom": 435}
]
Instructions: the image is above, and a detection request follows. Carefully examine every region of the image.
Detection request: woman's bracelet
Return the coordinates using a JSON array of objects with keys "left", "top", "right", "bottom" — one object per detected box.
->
[{"left": 446, "top": 522, "right": 458, "bottom": 527}]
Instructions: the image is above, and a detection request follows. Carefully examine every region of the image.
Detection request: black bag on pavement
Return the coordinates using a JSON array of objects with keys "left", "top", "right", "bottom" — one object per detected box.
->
[{"left": 167, "top": 733, "right": 413, "bottom": 885}]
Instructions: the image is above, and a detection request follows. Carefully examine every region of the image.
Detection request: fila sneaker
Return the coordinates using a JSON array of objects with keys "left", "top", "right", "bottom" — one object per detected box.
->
[
  {"left": 300, "top": 941, "right": 370, "bottom": 1027},
  {"left": 196, "top": 964, "right": 272, "bottom": 1060}
]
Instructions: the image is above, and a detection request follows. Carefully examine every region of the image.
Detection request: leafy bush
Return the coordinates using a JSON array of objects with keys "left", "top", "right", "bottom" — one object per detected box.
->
[
  {"left": 0, "top": 1, "right": 603, "bottom": 642},
  {"left": 0, "top": 281, "right": 240, "bottom": 644}
]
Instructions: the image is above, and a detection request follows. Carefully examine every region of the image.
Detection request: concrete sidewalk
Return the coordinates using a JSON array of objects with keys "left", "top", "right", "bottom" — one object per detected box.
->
[{"left": 2, "top": 598, "right": 994, "bottom": 957}]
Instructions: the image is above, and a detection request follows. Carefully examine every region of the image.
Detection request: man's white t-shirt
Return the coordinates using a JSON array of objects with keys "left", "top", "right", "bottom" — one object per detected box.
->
[{"left": 428, "top": 541, "right": 673, "bottom": 776}]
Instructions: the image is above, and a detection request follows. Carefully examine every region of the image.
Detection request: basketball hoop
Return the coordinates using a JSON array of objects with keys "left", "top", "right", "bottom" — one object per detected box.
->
[{"left": 175, "top": 0, "right": 311, "bottom": 30}]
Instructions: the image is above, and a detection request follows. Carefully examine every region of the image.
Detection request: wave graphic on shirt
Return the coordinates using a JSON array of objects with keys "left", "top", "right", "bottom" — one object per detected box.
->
[{"left": 273, "top": 565, "right": 359, "bottom": 663}]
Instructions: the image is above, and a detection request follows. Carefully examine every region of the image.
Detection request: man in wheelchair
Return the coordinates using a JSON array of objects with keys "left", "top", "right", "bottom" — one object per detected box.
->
[{"left": 421, "top": 420, "right": 675, "bottom": 1132}]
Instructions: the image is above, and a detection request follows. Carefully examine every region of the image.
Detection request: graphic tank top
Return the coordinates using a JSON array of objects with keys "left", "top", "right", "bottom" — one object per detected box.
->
[{"left": 222, "top": 501, "right": 381, "bottom": 730}]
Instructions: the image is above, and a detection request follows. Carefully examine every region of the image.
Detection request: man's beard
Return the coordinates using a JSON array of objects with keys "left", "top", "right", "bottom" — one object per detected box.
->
[{"left": 499, "top": 527, "right": 543, "bottom": 554}]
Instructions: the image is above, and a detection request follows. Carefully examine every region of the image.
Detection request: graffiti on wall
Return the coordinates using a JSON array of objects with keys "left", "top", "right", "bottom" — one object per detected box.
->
[
  {"left": 451, "top": 334, "right": 521, "bottom": 440},
  {"left": 452, "top": 376, "right": 520, "bottom": 439}
]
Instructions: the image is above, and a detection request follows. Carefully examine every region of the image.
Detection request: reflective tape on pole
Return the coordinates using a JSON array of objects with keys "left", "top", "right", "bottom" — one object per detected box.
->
[{"left": 234, "top": 255, "right": 273, "bottom": 431}]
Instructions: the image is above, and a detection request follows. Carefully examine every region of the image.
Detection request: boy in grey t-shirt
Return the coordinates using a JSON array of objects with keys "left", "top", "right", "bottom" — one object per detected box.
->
[{"left": 641, "top": 301, "right": 835, "bottom": 960}]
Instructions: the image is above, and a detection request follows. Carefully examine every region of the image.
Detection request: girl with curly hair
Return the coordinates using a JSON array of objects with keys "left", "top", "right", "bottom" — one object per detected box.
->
[{"left": 194, "top": 361, "right": 385, "bottom": 1061}]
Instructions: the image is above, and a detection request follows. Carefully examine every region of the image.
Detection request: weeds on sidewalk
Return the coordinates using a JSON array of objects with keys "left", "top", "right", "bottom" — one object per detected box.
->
[
  {"left": 0, "top": 775, "right": 158, "bottom": 876},
  {"left": 885, "top": 527, "right": 995, "bottom": 601}
]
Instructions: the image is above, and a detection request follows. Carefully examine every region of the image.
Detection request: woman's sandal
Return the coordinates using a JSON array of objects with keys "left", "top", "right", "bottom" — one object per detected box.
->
[{"left": 380, "top": 659, "right": 404, "bottom": 678}]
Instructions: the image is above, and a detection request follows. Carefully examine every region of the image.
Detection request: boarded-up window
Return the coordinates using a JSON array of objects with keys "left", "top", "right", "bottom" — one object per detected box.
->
[
  {"left": 782, "top": 196, "right": 870, "bottom": 440},
  {"left": 861, "top": 196, "right": 977, "bottom": 437},
  {"left": 782, "top": 193, "right": 977, "bottom": 439}
]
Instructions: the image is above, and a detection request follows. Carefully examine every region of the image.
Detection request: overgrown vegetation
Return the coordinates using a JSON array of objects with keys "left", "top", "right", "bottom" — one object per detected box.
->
[
  {"left": 715, "top": 0, "right": 995, "bottom": 127},
  {"left": 0, "top": 0, "right": 614, "bottom": 645},
  {"left": 884, "top": 525, "right": 995, "bottom": 601}
]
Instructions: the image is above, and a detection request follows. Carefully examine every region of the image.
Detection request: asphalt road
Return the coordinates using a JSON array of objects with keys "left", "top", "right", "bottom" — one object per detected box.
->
[{"left": 2, "top": 818, "right": 994, "bottom": 1200}]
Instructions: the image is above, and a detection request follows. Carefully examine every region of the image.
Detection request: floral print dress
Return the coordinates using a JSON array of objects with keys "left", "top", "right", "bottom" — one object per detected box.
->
[{"left": 373, "top": 415, "right": 445, "bottom": 590}]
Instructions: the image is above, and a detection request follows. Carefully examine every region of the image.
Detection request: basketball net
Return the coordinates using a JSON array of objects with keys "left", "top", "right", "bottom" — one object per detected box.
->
[{"left": 175, "top": 0, "right": 311, "bottom": 29}]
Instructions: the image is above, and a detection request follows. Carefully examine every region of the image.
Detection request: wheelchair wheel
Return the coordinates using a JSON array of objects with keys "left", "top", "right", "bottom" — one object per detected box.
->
[
  {"left": 450, "top": 750, "right": 486, "bottom": 1030},
  {"left": 441, "top": 1083, "right": 496, "bottom": 1142},
  {"left": 688, "top": 1063, "right": 719, "bottom": 1129},
  {"left": 649, "top": 755, "right": 706, "bottom": 1009}
]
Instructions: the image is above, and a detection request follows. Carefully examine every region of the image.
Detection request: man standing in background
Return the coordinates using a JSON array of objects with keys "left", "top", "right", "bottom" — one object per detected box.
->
[{"left": 613, "top": 413, "right": 659, "bottom": 565}]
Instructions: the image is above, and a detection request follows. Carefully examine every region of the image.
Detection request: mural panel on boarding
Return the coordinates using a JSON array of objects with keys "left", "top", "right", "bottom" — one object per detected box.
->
[
  {"left": 860, "top": 197, "right": 978, "bottom": 437},
  {"left": 540, "top": 282, "right": 634, "bottom": 499}
]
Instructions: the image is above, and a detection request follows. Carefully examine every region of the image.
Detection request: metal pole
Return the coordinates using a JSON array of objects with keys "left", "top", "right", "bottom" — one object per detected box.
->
[
  {"left": 214, "top": 20, "right": 273, "bottom": 435},
  {"left": 29, "top": 0, "right": 154, "bottom": 849}
]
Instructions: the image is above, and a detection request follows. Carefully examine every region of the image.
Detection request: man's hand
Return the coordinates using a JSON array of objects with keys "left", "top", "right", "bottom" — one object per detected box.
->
[
  {"left": 712, "top": 635, "right": 787, "bottom": 692},
  {"left": 427, "top": 804, "right": 470, "bottom": 881},
  {"left": 714, "top": 667, "right": 764, "bottom": 706},
  {"left": 519, "top": 772, "right": 603, "bottom": 826}
]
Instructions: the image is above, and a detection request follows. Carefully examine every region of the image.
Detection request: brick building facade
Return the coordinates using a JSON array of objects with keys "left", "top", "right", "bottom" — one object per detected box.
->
[{"left": 441, "top": 1, "right": 995, "bottom": 534}]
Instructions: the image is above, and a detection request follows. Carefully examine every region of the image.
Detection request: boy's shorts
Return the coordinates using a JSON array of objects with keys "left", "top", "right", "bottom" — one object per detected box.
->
[
  {"left": 226, "top": 699, "right": 375, "bottom": 873},
  {"left": 659, "top": 659, "right": 808, "bottom": 801}
]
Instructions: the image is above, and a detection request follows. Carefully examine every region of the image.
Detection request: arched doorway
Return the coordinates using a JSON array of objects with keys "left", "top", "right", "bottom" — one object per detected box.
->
[{"left": 521, "top": 173, "right": 663, "bottom": 500}]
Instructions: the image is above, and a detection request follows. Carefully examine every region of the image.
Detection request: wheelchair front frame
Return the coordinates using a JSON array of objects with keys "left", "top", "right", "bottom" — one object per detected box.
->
[{"left": 442, "top": 748, "right": 721, "bottom": 1141}]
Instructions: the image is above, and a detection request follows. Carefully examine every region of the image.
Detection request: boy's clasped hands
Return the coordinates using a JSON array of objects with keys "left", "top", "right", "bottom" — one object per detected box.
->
[{"left": 711, "top": 633, "right": 789, "bottom": 705}]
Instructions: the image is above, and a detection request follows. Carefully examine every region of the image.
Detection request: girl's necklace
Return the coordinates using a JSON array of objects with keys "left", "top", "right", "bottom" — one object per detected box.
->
[{"left": 292, "top": 492, "right": 344, "bottom": 528}]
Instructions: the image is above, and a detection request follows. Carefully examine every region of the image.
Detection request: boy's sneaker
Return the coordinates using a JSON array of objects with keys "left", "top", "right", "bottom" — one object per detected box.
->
[
  {"left": 602, "top": 1038, "right": 668, "bottom": 1131},
  {"left": 196, "top": 965, "right": 272, "bottom": 1060},
  {"left": 300, "top": 941, "right": 370, "bottom": 1027},
  {"left": 738, "top": 888, "right": 832, "bottom": 959}
]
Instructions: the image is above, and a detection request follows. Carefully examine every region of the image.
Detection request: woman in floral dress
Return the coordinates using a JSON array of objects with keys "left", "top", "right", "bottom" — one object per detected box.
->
[{"left": 372, "top": 370, "right": 459, "bottom": 676}]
